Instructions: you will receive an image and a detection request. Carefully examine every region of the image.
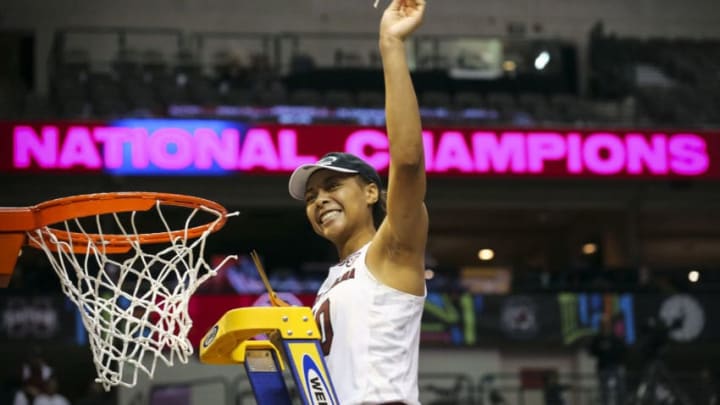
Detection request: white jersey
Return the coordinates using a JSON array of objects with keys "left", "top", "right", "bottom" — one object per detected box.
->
[{"left": 312, "top": 242, "right": 426, "bottom": 405}]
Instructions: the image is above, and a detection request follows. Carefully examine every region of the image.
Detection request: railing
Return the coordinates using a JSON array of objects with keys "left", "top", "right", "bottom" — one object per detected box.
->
[
  {"left": 131, "top": 371, "right": 478, "bottom": 405},
  {"left": 40, "top": 26, "right": 720, "bottom": 127},
  {"left": 48, "top": 27, "right": 576, "bottom": 77},
  {"left": 147, "top": 377, "right": 232, "bottom": 405},
  {"left": 478, "top": 372, "right": 599, "bottom": 405},
  {"left": 420, "top": 372, "right": 477, "bottom": 404},
  {"left": 114, "top": 376, "right": 232, "bottom": 405},
  {"left": 51, "top": 27, "right": 185, "bottom": 69},
  {"left": 478, "top": 369, "right": 716, "bottom": 405}
]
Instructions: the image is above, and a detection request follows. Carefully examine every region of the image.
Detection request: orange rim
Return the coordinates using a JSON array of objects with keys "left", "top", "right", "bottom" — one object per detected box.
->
[{"left": 0, "top": 192, "right": 230, "bottom": 255}]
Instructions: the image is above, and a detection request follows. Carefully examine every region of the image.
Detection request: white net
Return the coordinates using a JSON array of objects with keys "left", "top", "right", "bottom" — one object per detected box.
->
[{"left": 25, "top": 199, "right": 238, "bottom": 390}]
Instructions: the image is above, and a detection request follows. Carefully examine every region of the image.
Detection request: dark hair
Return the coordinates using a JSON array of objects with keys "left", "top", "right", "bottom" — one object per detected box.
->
[
  {"left": 357, "top": 176, "right": 386, "bottom": 228},
  {"left": 373, "top": 189, "right": 388, "bottom": 228}
]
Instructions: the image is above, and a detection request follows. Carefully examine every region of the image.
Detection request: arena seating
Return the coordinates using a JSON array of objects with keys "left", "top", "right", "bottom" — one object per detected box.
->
[
  {"left": 589, "top": 27, "right": 720, "bottom": 127},
  {"left": 3, "top": 27, "right": 720, "bottom": 127}
]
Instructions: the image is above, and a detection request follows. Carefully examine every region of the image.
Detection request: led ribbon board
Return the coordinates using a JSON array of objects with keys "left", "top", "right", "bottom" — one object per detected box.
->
[{"left": 2, "top": 120, "right": 717, "bottom": 179}]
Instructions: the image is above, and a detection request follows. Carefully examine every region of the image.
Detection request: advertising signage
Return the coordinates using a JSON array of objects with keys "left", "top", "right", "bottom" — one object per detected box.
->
[
  {"left": 2, "top": 292, "right": 717, "bottom": 349},
  {"left": 2, "top": 119, "right": 718, "bottom": 179}
]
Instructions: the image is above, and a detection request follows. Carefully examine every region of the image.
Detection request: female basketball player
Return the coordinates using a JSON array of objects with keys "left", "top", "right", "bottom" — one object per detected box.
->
[{"left": 287, "top": 0, "right": 427, "bottom": 403}]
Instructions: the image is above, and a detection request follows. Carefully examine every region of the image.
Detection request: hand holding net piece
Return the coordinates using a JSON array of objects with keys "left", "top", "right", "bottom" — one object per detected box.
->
[{"left": 0, "top": 192, "right": 238, "bottom": 389}]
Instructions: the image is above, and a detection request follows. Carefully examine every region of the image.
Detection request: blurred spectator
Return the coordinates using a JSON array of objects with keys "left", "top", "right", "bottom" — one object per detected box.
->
[
  {"left": 13, "top": 390, "right": 33, "bottom": 405},
  {"left": 699, "top": 367, "right": 718, "bottom": 405},
  {"left": 213, "top": 50, "right": 249, "bottom": 87},
  {"left": 542, "top": 371, "right": 568, "bottom": 405},
  {"left": 33, "top": 377, "right": 70, "bottom": 405},
  {"left": 638, "top": 315, "right": 680, "bottom": 365},
  {"left": 488, "top": 388, "right": 507, "bottom": 405},
  {"left": 13, "top": 347, "right": 53, "bottom": 405},
  {"left": 588, "top": 315, "right": 627, "bottom": 405}
]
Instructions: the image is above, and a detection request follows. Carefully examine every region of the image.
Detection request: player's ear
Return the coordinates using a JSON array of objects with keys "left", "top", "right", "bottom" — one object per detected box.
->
[{"left": 364, "top": 182, "right": 379, "bottom": 205}]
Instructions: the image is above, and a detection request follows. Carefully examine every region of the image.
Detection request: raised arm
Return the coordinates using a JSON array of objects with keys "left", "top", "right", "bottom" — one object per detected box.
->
[{"left": 373, "top": 0, "right": 428, "bottom": 279}]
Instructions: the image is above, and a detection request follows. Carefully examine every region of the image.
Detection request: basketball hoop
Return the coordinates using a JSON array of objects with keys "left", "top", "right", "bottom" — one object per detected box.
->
[{"left": 0, "top": 192, "right": 238, "bottom": 389}]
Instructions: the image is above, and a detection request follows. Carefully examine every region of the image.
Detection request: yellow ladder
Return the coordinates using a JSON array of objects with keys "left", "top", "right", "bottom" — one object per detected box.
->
[{"left": 200, "top": 305, "right": 339, "bottom": 405}]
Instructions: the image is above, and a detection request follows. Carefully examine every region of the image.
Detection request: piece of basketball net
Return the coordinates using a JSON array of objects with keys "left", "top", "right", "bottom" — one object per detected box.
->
[
  {"left": 250, "top": 250, "right": 290, "bottom": 307},
  {"left": 0, "top": 192, "right": 238, "bottom": 390}
]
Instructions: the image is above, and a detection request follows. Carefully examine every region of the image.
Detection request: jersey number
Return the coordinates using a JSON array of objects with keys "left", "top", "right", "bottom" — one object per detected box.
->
[{"left": 314, "top": 299, "right": 334, "bottom": 356}]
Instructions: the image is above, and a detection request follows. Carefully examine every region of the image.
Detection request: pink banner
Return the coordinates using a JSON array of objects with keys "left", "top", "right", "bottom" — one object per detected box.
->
[{"left": 2, "top": 120, "right": 718, "bottom": 179}]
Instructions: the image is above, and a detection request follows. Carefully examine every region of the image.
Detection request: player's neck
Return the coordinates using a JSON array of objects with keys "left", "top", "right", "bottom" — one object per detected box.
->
[{"left": 335, "top": 227, "right": 375, "bottom": 261}]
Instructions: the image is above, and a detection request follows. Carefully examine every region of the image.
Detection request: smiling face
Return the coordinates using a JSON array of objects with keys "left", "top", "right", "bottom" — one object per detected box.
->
[{"left": 304, "top": 170, "right": 378, "bottom": 244}]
